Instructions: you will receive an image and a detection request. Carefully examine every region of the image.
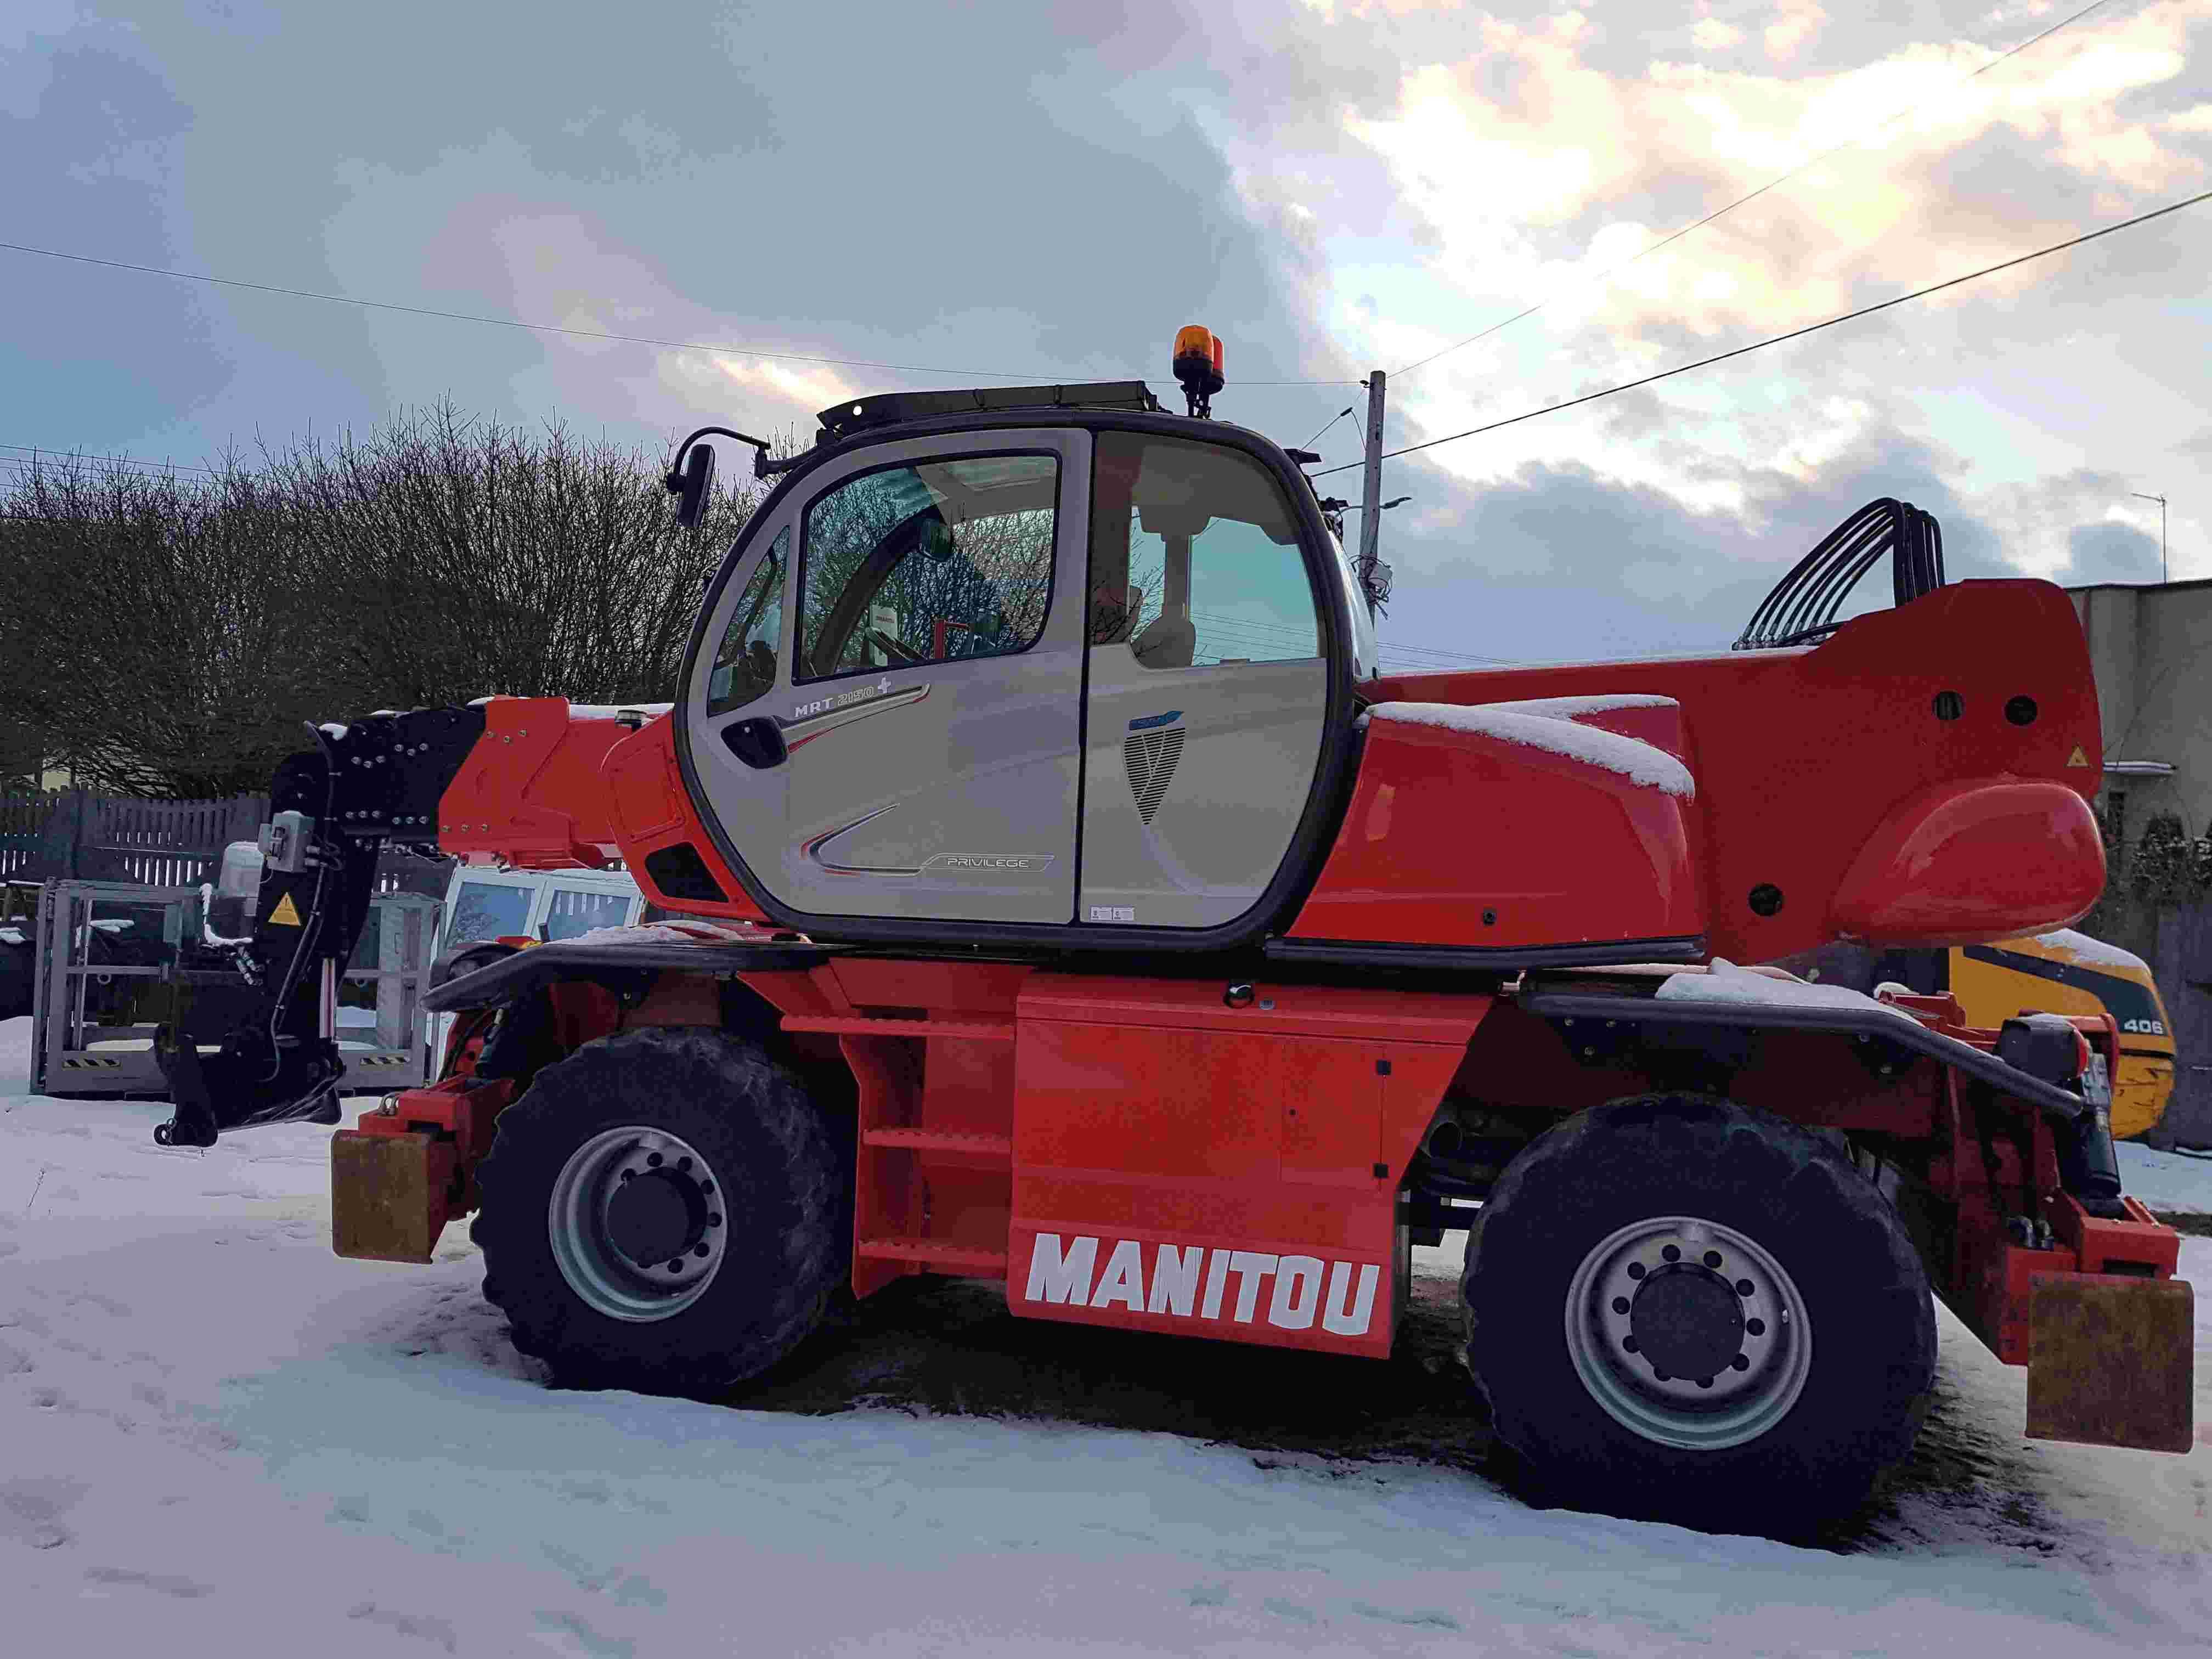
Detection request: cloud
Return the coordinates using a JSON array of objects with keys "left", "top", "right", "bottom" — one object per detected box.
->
[
  {"left": 9, "top": 0, "right": 2208, "bottom": 665},
  {"left": 1359, "top": 407, "right": 2182, "bottom": 665},
  {"left": 1764, "top": 2, "right": 1826, "bottom": 64},
  {"left": 1341, "top": 3, "right": 2205, "bottom": 348},
  {"left": 2060, "top": 519, "right": 2162, "bottom": 584},
  {"left": 1175, "top": 0, "right": 2209, "bottom": 593}
]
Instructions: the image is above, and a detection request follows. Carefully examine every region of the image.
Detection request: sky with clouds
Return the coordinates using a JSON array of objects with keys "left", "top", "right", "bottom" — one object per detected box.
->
[{"left": 5, "top": 0, "right": 2207, "bottom": 669}]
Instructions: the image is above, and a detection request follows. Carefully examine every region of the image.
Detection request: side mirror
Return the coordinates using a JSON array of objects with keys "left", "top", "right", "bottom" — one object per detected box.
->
[{"left": 667, "top": 443, "right": 718, "bottom": 531}]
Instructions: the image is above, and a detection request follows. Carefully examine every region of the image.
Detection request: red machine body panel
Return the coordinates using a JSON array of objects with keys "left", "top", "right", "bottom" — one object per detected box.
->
[
  {"left": 439, "top": 698, "right": 628, "bottom": 868},
  {"left": 1364, "top": 579, "right": 2103, "bottom": 962},
  {"left": 439, "top": 699, "right": 765, "bottom": 919},
  {"left": 602, "top": 716, "right": 764, "bottom": 922},
  {"left": 1006, "top": 975, "right": 1488, "bottom": 1357},
  {"left": 1829, "top": 777, "right": 2106, "bottom": 944},
  {"left": 1288, "top": 698, "right": 1702, "bottom": 950}
]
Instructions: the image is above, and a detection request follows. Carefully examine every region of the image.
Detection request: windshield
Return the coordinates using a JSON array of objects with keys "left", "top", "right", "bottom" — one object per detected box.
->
[{"left": 799, "top": 454, "right": 1058, "bottom": 679}]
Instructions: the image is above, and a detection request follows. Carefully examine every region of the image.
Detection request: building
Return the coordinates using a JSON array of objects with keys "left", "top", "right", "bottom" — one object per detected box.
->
[
  {"left": 2065, "top": 576, "right": 2212, "bottom": 1148},
  {"left": 2067, "top": 577, "right": 2212, "bottom": 841}
]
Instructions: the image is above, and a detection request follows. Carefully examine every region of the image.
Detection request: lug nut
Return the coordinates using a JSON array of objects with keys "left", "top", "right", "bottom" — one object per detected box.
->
[
  {"left": 1661, "top": 1245, "right": 1680, "bottom": 1263},
  {"left": 1702, "top": 1251, "right": 1722, "bottom": 1269},
  {"left": 707, "top": 1213, "right": 721, "bottom": 1227},
  {"left": 1746, "top": 1318, "right": 1765, "bottom": 1337},
  {"left": 666, "top": 1260, "right": 684, "bottom": 1273},
  {"left": 647, "top": 1153, "right": 663, "bottom": 1167},
  {"left": 1622, "top": 1336, "right": 1639, "bottom": 1353},
  {"left": 1735, "top": 1279, "right": 1753, "bottom": 1296},
  {"left": 619, "top": 1169, "right": 634, "bottom": 1182},
  {"left": 1652, "top": 1368, "right": 1671, "bottom": 1382},
  {"left": 677, "top": 1156, "right": 693, "bottom": 1172},
  {"left": 1627, "top": 1263, "right": 1646, "bottom": 1280},
  {"left": 1611, "top": 1296, "right": 1630, "bottom": 1315},
  {"left": 700, "top": 1181, "right": 715, "bottom": 1195},
  {"left": 1732, "top": 1354, "right": 1750, "bottom": 1371},
  {"left": 692, "top": 1243, "right": 710, "bottom": 1258}
]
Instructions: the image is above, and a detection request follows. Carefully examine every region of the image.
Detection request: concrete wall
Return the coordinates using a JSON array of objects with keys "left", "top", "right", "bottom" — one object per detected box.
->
[
  {"left": 2068, "top": 579, "right": 2212, "bottom": 840},
  {"left": 2066, "top": 578, "right": 2212, "bottom": 1147}
]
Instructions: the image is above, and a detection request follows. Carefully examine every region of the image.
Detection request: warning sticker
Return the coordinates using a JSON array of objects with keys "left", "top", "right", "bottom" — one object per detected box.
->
[
  {"left": 268, "top": 893, "right": 303, "bottom": 927},
  {"left": 2066, "top": 746, "right": 2090, "bottom": 768}
]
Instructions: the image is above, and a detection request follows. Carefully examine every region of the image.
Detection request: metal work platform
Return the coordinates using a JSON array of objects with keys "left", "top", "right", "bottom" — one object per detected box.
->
[{"left": 28, "top": 879, "right": 439, "bottom": 1098}]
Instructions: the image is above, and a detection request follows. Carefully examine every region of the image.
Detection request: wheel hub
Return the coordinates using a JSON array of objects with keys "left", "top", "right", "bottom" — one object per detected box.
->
[
  {"left": 1561, "top": 1214, "right": 1814, "bottom": 1451},
  {"left": 604, "top": 1168, "right": 706, "bottom": 1268},
  {"left": 547, "top": 1127, "right": 730, "bottom": 1322},
  {"left": 1628, "top": 1265, "right": 1745, "bottom": 1382}
]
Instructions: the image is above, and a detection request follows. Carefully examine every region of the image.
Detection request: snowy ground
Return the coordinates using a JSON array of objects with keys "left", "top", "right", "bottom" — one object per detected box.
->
[
  {"left": 2109, "top": 1142, "right": 2212, "bottom": 1220},
  {"left": 4, "top": 1013, "right": 2210, "bottom": 1657}
]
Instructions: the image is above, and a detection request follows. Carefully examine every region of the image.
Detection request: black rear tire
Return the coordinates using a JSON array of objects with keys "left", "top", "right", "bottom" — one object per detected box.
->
[
  {"left": 1463, "top": 1092, "right": 1935, "bottom": 1533},
  {"left": 472, "top": 1026, "right": 847, "bottom": 1397}
]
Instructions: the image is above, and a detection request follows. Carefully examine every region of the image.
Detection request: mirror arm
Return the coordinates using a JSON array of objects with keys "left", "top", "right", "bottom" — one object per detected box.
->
[{"left": 664, "top": 426, "right": 800, "bottom": 493}]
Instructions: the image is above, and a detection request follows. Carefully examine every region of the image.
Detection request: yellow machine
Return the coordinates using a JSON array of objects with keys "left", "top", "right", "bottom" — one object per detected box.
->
[{"left": 1949, "top": 929, "right": 2177, "bottom": 1140}]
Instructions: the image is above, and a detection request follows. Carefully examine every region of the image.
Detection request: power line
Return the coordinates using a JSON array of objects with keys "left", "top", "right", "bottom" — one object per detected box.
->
[
  {"left": 1207, "top": 614, "right": 1506, "bottom": 667},
  {"left": 0, "top": 241, "right": 1075, "bottom": 380},
  {"left": 0, "top": 443, "right": 224, "bottom": 478},
  {"left": 1392, "top": 0, "right": 2119, "bottom": 380},
  {"left": 1318, "top": 185, "right": 2212, "bottom": 478},
  {"left": 0, "top": 239, "right": 1356, "bottom": 388},
  {"left": 1301, "top": 403, "right": 1357, "bottom": 450},
  {"left": 1372, "top": 644, "right": 1526, "bottom": 667},
  {"left": 1187, "top": 605, "right": 1522, "bottom": 668}
]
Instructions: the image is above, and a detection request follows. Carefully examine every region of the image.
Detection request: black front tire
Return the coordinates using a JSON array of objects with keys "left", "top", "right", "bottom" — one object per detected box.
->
[
  {"left": 1463, "top": 1092, "right": 1936, "bottom": 1533},
  {"left": 472, "top": 1026, "right": 847, "bottom": 1397}
]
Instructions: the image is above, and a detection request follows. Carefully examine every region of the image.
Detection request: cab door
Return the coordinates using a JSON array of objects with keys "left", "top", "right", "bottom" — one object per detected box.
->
[
  {"left": 685, "top": 428, "right": 1089, "bottom": 924},
  {"left": 1079, "top": 431, "right": 1333, "bottom": 930}
]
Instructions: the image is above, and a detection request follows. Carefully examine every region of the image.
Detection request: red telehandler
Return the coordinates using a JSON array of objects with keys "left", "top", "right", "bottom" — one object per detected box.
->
[{"left": 156, "top": 331, "right": 2192, "bottom": 1532}]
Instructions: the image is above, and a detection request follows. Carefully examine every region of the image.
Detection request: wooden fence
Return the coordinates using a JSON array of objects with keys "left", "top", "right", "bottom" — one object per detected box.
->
[{"left": 0, "top": 789, "right": 449, "bottom": 895}]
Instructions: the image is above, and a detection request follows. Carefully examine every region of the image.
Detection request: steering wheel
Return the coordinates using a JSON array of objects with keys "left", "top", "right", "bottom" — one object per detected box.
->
[{"left": 867, "top": 629, "right": 925, "bottom": 665}]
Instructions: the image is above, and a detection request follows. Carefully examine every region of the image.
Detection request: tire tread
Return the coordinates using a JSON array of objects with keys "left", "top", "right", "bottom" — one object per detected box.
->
[{"left": 471, "top": 1026, "right": 845, "bottom": 1396}]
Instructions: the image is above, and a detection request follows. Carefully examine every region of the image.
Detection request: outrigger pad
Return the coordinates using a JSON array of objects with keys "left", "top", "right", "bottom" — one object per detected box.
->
[
  {"left": 331, "top": 1130, "right": 453, "bottom": 1263},
  {"left": 2026, "top": 1274, "right": 2194, "bottom": 1454}
]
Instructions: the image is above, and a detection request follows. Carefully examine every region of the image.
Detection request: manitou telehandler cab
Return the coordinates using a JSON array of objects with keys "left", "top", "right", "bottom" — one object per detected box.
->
[{"left": 157, "top": 329, "right": 2192, "bottom": 1533}]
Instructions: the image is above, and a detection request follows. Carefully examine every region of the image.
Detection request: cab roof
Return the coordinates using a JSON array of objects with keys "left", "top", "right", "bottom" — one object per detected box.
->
[{"left": 814, "top": 381, "right": 1164, "bottom": 443}]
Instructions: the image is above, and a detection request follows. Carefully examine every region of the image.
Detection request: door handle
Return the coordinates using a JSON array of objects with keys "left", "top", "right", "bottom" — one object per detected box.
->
[{"left": 721, "top": 716, "right": 788, "bottom": 770}]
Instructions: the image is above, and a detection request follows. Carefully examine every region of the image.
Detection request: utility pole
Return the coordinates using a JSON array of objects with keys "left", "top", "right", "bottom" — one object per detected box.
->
[
  {"left": 1358, "top": 370, "right": 1386, "bottom": 577},
  {"left": 2131, "top": 492, "right": 2168, "bottom": 584}
]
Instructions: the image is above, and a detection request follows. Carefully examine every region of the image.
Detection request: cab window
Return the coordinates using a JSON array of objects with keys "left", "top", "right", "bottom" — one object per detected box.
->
[
  {"left": 447, "top": 880, "right": 531, "bottom": 944},
  {"left": 798, "top": 454, "right": 1057, "bottom": 681},
  {"left": 706, "top": 528, "right": 787, "bottom": 716},
  {"left": 541, "top": 887, "right": 633, "bottom": 942},
  {"left": 1087, "top": 433, "right": 1318, "bottom": 670}
]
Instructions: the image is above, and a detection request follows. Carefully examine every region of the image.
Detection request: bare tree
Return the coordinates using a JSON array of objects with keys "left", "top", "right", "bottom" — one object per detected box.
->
[
  {"left": 0, "top": 405, "right": 764, "bottom": 798},
  {"left": 0, "top": 458, "right": 328, "bottom": 796},
  {"left": 262, "top": 403, "right": 762, "bottom": 709}
]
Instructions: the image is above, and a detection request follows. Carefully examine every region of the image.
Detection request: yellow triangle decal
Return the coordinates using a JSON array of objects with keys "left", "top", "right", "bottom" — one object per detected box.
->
[
  {"left": 268, "top": 892, "right": 303, "bottom": 927},
  {"left": 2066, "top": 746, "right": 2090, "bottom": 768}
]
